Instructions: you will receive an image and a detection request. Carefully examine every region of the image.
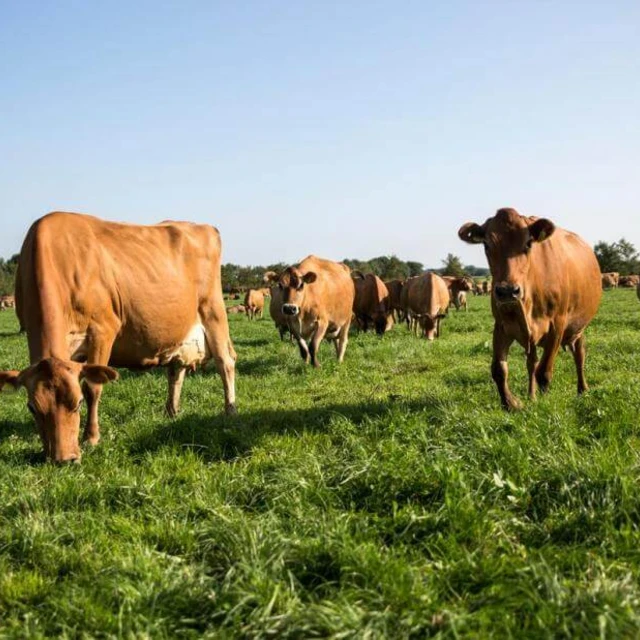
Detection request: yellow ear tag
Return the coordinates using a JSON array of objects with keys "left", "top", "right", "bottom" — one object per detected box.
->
[{"left": 537, "top": 231, "right": 546, "bottom": 242}]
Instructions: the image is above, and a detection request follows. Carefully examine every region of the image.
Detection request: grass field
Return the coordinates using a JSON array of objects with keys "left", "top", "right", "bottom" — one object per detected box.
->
[{"left": 0, "top": 291, "right": 639, "bottom": 637}]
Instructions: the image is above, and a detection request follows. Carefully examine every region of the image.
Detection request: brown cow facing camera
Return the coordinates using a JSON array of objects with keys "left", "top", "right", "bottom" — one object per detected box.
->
[
  {"left": 266, "top": 256, "right": 354, "bottom": 367},
  {"left": 459, "top": 207, "right": 601, "bottom": 410}
]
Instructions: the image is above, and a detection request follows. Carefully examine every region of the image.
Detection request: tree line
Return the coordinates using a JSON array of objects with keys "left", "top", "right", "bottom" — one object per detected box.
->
[{"left": 0, "top": 240, "right": 637, "bottom": 295}]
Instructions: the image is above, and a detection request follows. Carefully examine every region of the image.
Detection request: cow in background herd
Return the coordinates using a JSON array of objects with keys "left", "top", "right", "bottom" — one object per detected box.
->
[
  {"left": 352, "top": 272, "right": 393, "bottom": 335},
  {"left": 243, "top": 289, "right": 265, "bottom": 320},
  {"left": 402, "top": 272, "right": 450, "bottom": 340},
  {"left": 620, "top": 275, "right": 640, "bottom": 288},
  {"left": 459, "top": 207, "right": 601, "bottom": 410},
  {"left": 266, "top": 256, "right": 354, "bottom": 367},
  {"left": 601, "top": 272, "right": 619, "bottom": 289}
]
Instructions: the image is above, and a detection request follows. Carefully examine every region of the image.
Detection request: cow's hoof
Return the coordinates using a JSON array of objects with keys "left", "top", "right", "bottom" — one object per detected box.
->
[
  {"left": 82, "top": 433, "right": 100, "bottom": 447},
  {"left": 165, "top": 404, "right": 178, "bottom": 419},
  {"left": 504, "top": 397, "right": 523, "bottom": 412},
  {"left": 225, "top": 403, "right": 237, "bottom": 416}
]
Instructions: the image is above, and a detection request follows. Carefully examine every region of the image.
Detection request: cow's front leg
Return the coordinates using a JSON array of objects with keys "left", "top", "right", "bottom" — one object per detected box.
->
[
  {"left": 309, "top": 320, "right": 329, "bottom": 368},
  {"left": 82, "top": 325, "right": 119, "bottom": 445},
  {"left": 527, "top": 344, "right": 538, "bottom": 400},
  {"left": 491, "top": 324, "right": 521, "bottom": 411},
  {"left": 166, "top": 363, "right": 187, "bottom": 417}
]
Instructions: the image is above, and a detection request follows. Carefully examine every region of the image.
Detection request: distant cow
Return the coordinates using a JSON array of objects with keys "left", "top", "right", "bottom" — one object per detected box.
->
[
  {"left": 482, "top": 280, "right": 492, "bottom": 295},
  {"left": 620, "top": 275, "right": 640, "bottom": 288},
  {"left": 266, "top": 256, "right": 354, "bottom": 366},
  {"left": 459, "top": 207, "right": 601, "bottom": 410},
  {"left": 352, "top": 272, "right": 393, "bottom": 335},
  {"left": 446, "top": 276, "right": 474, "bottom": 311},
  {"left": 0, "top": 295, "right": 15, "bottom": 310},
  {"left": 601, "top": 272, "right": 620, "bottom": 289},
  {"left": 268, "top": 284, "right": 291, "bottom": 341},
  {"left": 385, "top": 279, "right": 405, "bottom": 322},
  {"left": 227, "top": 305, "right": 246, "bottom": 314},
  {"left": 403, "top": 272, "right": 450, "bottom": 340},
  {"left": 244, "top": 289, "right": 265, "bottom": 320},
  {"left": 0, "top": 212, "right": 236, "bottom": 463}
]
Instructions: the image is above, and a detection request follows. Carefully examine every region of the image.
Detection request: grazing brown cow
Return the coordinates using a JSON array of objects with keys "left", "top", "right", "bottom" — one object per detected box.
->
[
  {"left": 459, "top": 207, "right": 601, "bottom": 410},
  {"left": 267, "top": 256, "right": 354, "bottom": 366},
  {"left": 446, "top": 276, "right": 474, "bottom": 311},
  {"left": 0, "top": 212, "right": 236, "bottom": 463},
  {"left": 352, "top": 272, "right": 393, "bottom": 335},
  {"left": 619, "top": 275, "right": 640, "bottom": 288},
  {"left": 244, "top": 289, "right": 265, "bottom": 320},
  {"left": 601, "top": 272, "right": 620, "bottom": 289},
  {"left": 482, "top": 280, "right": 492, "bottom": 295},
  {"left": 403, "top": 272, "right": 450, "bottom": 340},
  {"left": 385, "top": 279, "right": 405, "bottom": 322}
]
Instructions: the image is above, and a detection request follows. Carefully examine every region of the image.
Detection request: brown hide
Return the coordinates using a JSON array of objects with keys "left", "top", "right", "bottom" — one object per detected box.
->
[
  {"left": 620, "top": 275, "right": 640, "bottom": 288},
  {"left": 353, "top": 273, "right": 392, "bottom": 335},
  {"left": 404, "top": 272, "right": 450, "bottom": 340},
  {"left": 244, "top": 289, "right": 265, "bottom": 320},
  {"left": 268, "top": 285, "right": 291, "bottom": 341},
  {"left": 601, "top": 272, "right": 619, "bottom": 288},
  {"left": 385, "top": 279, "right": 405, "bottom": 320},
  {"left": 6, "top": 211, "right": 236, "bottom": 462},
  {"left": 271, "top": 255, "right": 355, "bottom": 367},
  {"left": 459, "top": 207, "right": 601, "bottom": 410}
]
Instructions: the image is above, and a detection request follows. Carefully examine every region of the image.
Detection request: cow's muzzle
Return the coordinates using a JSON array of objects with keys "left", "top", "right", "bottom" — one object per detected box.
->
[
  {"left": 494, "top": 284, "right": 522, "bottom": 303},
  {"left": 282, "top": 304, "right": 299, "bottom": 316}
]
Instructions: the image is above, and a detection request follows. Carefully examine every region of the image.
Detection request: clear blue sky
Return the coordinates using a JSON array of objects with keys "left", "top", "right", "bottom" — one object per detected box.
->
[{"left": 1, "top": 1, "right": 638, "bottom": 267}]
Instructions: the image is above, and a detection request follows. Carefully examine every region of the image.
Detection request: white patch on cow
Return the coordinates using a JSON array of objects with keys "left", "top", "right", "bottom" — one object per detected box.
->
[{"left": 159, "top": 323, "right": 210, "bottom": 367}]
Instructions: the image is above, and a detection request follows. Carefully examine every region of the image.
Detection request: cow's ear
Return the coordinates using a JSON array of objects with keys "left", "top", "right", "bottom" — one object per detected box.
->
[
  {"left": 0, "top": 370, "right": 23, "bottom": 392},
  {"left": 81, "top": 365, "right": 119, "bottom": 385},
  {"left": 302, "top": 272, "right": 317, "bottom": 284},
  {"left": 529, "top": 218, "right": 555, "bottom": 243},
  {"left": 458, "top": 223, "right": 485, "bottom": 244},
  {"left": 263, "top": 270, "right": 279, "bottom": 283}
]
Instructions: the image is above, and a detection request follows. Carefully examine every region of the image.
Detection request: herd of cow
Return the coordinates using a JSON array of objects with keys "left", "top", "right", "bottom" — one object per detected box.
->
[{"left": 0, "top": 208, "right": 638, "bottom": 463}]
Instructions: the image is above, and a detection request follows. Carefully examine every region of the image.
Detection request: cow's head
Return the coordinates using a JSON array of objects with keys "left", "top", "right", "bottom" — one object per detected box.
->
[
  {"left": 266, "top": 267, "right": 317, "bottom": 317},
  {"left": 0, "top": 358, "right": 118, "bottom": 463},
  {"left": 458, "top": 208, "right": 555, "bottom": 305}
]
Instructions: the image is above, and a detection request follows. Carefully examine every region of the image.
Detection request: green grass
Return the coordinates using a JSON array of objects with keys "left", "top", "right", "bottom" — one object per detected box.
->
[{"left": 0, "top": 291, "right": 639, "bottom": 638}]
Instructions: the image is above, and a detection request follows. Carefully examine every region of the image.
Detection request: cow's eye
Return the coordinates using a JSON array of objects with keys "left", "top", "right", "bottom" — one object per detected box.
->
[
  {"left": 525, "top": 238, "right": 533, "bottom": 252},
  {"left": 297, "top": 283, "right": 304, "bottom": 291},
  {"left": 73, "top": 399, "right": 84, "bottom": 413},
  {"left": 27, "top": 403, "right": 36, "bottom": 415}
]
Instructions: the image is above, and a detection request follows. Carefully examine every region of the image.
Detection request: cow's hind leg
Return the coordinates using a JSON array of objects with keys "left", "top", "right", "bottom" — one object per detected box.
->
[
  {"left": 571, "top": 334, "right": 589, "bottom": 394},
  {"left": 335, "top": 321, "right": 350, "bottom": 363},
  {"left": 202, "top": 303, "right": 237, "bottom": 414},
  {"left": 491, "top": 324, "right": 521, "bottom": 411},
  {"left": 166, "top": 363, "right": 187, "bottom": 417}
]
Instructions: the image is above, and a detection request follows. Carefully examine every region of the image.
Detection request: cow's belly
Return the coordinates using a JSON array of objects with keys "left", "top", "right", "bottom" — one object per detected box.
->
[{"left": 71, "top": 322, "right": 211, "bottom": 369}]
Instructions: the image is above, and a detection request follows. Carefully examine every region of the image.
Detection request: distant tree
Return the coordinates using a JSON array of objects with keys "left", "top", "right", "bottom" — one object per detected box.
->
[
  {"left": 406, "top": 261, "right": 424, "bottom": 277},
  {"left": 594, "top": 239, "right": 640, "bottom": 275},
  {"left": 441, "top": 253, "right": 465, "bottom": 276}
]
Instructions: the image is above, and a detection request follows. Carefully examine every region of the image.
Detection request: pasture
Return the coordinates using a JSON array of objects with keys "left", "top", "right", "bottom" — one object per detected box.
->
[{"left": 0, "top": 290, "right": 639, "bottom": 637}]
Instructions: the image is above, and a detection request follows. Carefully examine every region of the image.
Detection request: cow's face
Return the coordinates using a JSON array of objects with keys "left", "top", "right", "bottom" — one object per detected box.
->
[
  {"left": 459, "top": 208, "right": 555, "bottom": 306},
  {"left": 0, "top": 358, "right": 117, "bottom": 463},
  {"left": 270, "top": 267, "right": 317, "bottom": 317}
]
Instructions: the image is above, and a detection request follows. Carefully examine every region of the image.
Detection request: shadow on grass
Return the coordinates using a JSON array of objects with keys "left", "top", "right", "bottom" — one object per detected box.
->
[{"left": 126, "top": 396, "right": 445, "bottom": 463}]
